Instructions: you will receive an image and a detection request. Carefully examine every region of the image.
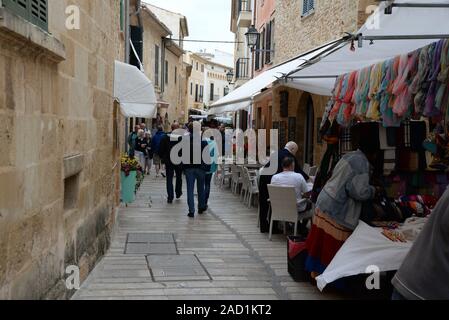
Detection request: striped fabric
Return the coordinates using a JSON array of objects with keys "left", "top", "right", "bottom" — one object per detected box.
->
[{"left": 304, "top": 208, "right": 353, "bottom": 279}]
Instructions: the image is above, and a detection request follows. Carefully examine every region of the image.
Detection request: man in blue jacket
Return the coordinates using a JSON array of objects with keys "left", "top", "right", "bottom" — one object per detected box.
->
[{"left": 151, "top": 126, "right": 166, "bottom": 178}]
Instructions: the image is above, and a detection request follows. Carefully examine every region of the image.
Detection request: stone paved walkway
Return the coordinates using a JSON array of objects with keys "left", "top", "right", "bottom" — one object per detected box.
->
[{"left": 72, "top": 174, "right": 344, "bottom": 300}]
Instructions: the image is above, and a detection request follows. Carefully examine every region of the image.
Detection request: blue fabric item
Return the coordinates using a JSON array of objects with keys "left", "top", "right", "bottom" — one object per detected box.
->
[
  {"left": 151, "top": 131, "right": 166, "bottom": 154},
  {"left": 185, "top": 168, "right": 206, "bottom": 214}
]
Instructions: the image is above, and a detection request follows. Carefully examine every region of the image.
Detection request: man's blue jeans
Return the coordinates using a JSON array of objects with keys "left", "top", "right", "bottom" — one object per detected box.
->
[
  {"left": 205, "top": 173, "right": 213, "bottom": 206},
  {"left": 166, "top": 165, "right": 183, "bottom": 201},
  {"left": 184, "top": 168, "right": 206, "bottom": 214}
]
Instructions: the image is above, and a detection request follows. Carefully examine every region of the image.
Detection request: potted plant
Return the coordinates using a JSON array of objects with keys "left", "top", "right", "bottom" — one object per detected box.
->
[{"left": 120, "top": 153, "right": 141, "bottom": 204}]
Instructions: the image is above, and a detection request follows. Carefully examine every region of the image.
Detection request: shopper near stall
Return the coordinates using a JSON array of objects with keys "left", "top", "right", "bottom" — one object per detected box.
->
[
  {"left": 304, "top": 132, "right": 381, "bottom": 280},
  {"left": 391, "top": 187, "right": 449, "bottom": 300}
]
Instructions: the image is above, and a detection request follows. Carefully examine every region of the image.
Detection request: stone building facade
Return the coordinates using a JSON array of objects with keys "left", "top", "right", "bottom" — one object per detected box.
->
[
  {"left": 0, "top": 0, "right": 124, "bottom": 299},
  {"left": 254, "top": 0, "right": 377, "bottom": 166},
  {"left": 134, "top": 4, "right": 189, "bottom": 129}
]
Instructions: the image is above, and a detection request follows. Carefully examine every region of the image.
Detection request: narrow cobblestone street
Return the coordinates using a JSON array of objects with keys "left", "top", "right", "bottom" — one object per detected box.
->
[{"left": 72, "top": 175, "right": 343, "bottom": 300}]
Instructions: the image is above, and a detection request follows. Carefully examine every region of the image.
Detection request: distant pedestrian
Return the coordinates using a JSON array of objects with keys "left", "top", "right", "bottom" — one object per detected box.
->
[
  {"left": 127, "top": 125, "right": 140, "bottom": 157},
  {"left": 160, "top": 123, "right": 183, "bottom": 203},
  {"left": 204, "top": 136, "right": 218, "bottom": 210},
  {"left": 144, "top": 132, "right": 153, "bottom": 175},
  {"left": 183, "top": 122, "right": 211, "bottom": 218},
  {"left": 134, "top": 130, "right": 147, "bottom": 169},
  {"left": 151, "top": 126, "right": 166, "bottom": 178},
  {"left": 140, "top": 122, "right": 149, "bottom": 134}
]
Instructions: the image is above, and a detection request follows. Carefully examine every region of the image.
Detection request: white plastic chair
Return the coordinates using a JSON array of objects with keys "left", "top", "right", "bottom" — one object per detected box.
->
[
  {"left": 303, "top": 163, "right": 311, "bottom": 176},
  {"left": 219, "top": 164, "right": 232, "bottom": 189},
  {"left": 267, "top": 185, "right": 313, "bottom": 241},
  {"left": 308, "top": 166, "right": 318, "bottom": 177},
  {"left": 231, "top": 165, "right": 242, "bottom": 194},
  {"left": 244, "top": 168, "right": 259, "bottom": 208}
]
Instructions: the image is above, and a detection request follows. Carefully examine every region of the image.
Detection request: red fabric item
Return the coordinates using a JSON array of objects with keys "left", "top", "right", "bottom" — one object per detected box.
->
[
  {"left": 288, "top": 239, "right": 306, "bottom": 260},
  {"left": 305, "top": 224, "right": 346, "bottom": 267}
]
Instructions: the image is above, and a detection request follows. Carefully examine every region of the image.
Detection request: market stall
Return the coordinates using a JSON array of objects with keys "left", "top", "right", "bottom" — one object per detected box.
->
[{"left": 307, "top": 36, "right": 449, "bottom": 292}]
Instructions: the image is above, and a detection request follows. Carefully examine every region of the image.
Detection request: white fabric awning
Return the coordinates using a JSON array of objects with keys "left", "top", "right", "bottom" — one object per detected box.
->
[
  {"left": 114, "top": 61, "right": 158, "bottom": 118},
  {"left": 285, "top": 0, "right": 449, "bottom": 96},
  {"left": 208, "top": 40, "right": 344, "bottom": 114},
  {"left": 209, "top": 101, "right": 252, "bottom": 115}
]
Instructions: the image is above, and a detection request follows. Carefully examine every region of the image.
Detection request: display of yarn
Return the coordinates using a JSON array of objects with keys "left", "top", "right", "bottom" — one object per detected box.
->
[
  {"left": 423, "top": 121, "right": 449, "bottom": 170},
  {"left": 326, "top": 39, "right": 449, "bottom": 129}
]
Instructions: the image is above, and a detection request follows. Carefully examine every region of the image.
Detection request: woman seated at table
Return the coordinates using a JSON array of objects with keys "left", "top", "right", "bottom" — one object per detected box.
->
[{"left": 304, "top": 130, "right": 381, "bottom": 281}]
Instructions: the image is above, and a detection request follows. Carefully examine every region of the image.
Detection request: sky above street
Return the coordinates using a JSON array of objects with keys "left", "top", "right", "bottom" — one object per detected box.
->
[{"left": 143, "top": 0, "right": 235, "bottom": 55}]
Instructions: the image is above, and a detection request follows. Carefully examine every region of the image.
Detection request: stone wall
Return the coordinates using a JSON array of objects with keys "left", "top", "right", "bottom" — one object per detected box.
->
[
  {"left": 274, "top": 0, "right": 377, "bottom": 65},
  {"left": 0, "top": 0, "right": 124, "bottom": 299}
]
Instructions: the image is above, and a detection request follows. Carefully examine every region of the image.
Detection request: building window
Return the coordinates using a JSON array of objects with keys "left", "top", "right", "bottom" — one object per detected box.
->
[
  {"left": 260, "top": 27, "right": 266, "bottom": 66},
  {"left": 196, "top": 62, "right": 199, "bottom": 71},
  {"left": 165, "top": 60, "right": 169, "bottom": 84},
  {"left": 155, "top": 45, "right": 160, "bottom": 86},
  {"left": 200, "top": 85, "right": 204, "bottom": 101},
  {"left": 201, "top": 64, "right": 205, "bottom": 73},
  {"left": 174, "top": 66, "right": 177, "bottom": 84},
  {"left": 302, "top": 0, "right": 315, "bottom": 17},
  {"left": 190, "top": 82, "right": 193, "bottom": 95},
  {"left": 2, "top": 0, "right": 49, "bottom": 31},
  {"left": 120, "top": 0, "right": 125, "bottom": 31},
  {"left": 64, "top": 174, "right": 80, "bottom": 210},
  {"left": 266, "top": 19, "right": 275, "bottom": 63},
  {"left": 195, "top": 84, "right": 199, "bottom": 102},
  {"left": 210, "top": 83, "right": 214, "bottom": 101}
]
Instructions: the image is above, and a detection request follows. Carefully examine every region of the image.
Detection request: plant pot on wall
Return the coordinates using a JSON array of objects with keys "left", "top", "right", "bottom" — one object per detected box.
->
[{"left": 121, "top": 170, "right": 137, "bottom": 204}]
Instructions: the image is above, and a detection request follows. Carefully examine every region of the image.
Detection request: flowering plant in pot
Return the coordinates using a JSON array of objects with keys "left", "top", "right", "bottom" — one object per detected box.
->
[{"left": 121, "top": 153, "right": 141, "bottom": 176}]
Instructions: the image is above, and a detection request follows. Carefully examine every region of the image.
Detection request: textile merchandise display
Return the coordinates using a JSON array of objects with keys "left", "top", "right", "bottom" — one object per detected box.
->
[{"left": 326, "top": 39, "right": 449, "bottom": 129}]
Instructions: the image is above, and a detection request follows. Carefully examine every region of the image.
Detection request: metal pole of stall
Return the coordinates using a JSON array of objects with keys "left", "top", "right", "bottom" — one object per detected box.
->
[{"left": 124, "top": 0, "right": 130, "bottom": 153}]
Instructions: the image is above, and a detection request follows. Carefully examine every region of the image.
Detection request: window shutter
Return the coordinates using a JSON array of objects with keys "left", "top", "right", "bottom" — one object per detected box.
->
[
  {"left": 265, "top": 22, "right": 271, "bottom": 63},
  {"left": 3, "top": 0, "right": 48, "bottom": 31}
]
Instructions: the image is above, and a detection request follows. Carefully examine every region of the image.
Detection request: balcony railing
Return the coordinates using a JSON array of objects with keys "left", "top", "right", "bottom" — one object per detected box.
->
[
  {"left": 236, "top": 58, "right": 250, "bottom": 80},
  {"left": 239, "top": 0, "right": 251, "bottom": 12}
]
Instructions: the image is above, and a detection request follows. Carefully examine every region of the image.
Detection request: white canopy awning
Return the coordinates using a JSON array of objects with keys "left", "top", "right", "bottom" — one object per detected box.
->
[
  {"left": 208, "top": 40, "right": 345, "bottom": 114},
  {"left": 285, "top": 0, "right": 449, "bottom": 96},
  {"left": 114, "top": 61, "right": 158, "bottom": 118}
]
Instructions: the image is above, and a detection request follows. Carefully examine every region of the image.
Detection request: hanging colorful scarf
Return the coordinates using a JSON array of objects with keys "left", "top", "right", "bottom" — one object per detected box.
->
[
  {"left": 424, "top": 40, "right": 444, "bottom": 117},
  {"left": 354, "top": 67, "right": 371, "bottom": 117},
  {"left": 436, "top": 39, "right": 449, "bottom": 111},
  {"left": 380, "top": 59, "right": 401, "bottom": 127},
  {"left": 341, "top": 71, "right": 358, "bottom": 126},
  {"left": 329, "top": 75, "right": 345, "bottom": 121},
  {"left": 366, "top": 63, "right": 383, "bottom": 120},
  {"left": 336, "top": 73, "right": 352, "bottom": 126},
  {"left": 392, "top": 51, "right": 419, "bottom": 117},
  {"left": 411, "top": 43, "right": 433, "bottom": 115}
]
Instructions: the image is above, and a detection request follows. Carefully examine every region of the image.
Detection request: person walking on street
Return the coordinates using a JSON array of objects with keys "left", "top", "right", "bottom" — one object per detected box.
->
[
  {"left": 134, "top": 130, "right": 147, "bottom": 169},
  {"left": 127, "top": 125, "right": 140, "bottom": 157},
  {"left": 204, "top": 136, "right": 218, "bottom": 210},
  {"left": 160, "top": 123, "right": 183, "bottom": 203},
  {"left": 151, "top": 126, "right": 166, "bottom": 178},
  {"left": 183, "top": 122, "right": 211, "bottom": 218},
  {"left": 144, "top": 131, "right": 153, "bottom": 175}
]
